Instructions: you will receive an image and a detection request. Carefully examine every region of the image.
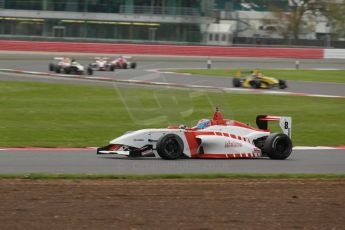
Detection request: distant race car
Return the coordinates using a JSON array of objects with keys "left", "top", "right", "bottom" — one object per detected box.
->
[
  {"left": 88, "top": 57, "right": 113, "bottom": 71},
  {"left": 97, "top": 108, "right": 293, "bottom": 160},
  {"left": 232, "top": 70, "right": 287, "bottom": 89},
  {"left": 109, "top": 56, "right": 137, "bottom": 70},
  {"left": 49, "top": 57, "right": 93, "bottom": 75}
]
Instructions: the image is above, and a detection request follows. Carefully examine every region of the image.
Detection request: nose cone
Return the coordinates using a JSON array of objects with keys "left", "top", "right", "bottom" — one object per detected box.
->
[{"left": 110, "top": 130, "right": 150, "bottom": 148}]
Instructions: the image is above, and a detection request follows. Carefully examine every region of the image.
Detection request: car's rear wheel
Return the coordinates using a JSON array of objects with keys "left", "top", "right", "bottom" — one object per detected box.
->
[
  {"left": 232, "top": 78, "right": 242, "bottom": 87},
  {"left": 262, "top": 133, "right": 292, "bottom": 160},
  {"left": 130, "top": 62, "right": 137, "bottom": 69},
  {"left": 156, "top": 134, "right": 184, "bottom": 160}
]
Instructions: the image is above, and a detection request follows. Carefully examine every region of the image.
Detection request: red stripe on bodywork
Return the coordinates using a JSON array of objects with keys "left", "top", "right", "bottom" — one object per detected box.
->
[
  {"left": 229, "top": 120, "right": 264, "bottom": 132},
  {"left": 184, "top": 132, "right": 200, "bottom": 157},
  {"left": 184, "top": 131, "right": 216, "bottom": 157},
  {"left": 108, "top": 145, "right": 121, "bottom": 151},
  {"left": 193, "top": 153, "right": 258, "bottom": 159},
  {"left": 259, "top": 116, "right": 280, "bottom": 121},
  {"left": 196, "top": 154, "right": 228, "bottom": 159}
]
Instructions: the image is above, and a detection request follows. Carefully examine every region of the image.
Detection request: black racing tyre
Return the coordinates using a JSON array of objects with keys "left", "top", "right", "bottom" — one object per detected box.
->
[
  {"left": 110, "top": 65, "right": 115, "bottom": 71},
  {"left": 55, "top": 67, "right": 61, "bottom": 73},
  {"left": 156, "top": 134, "right": 184, "bottom": 160},
  {"left": 130, "top": 62, "right": 137, "bottom": 69},
  {"left": 49, "top": 63, "right": 55, "bottom": 71},
  {"left": 87, "top": 67, "right": 93, "bottom": 75},
  {"left": 122, "top": 63, "right": 128, "bottom": 69},
  {"left": 232, "top": 78, "right": 242, "bottom": 87},
  {"left": 251, "top": 79, "right": 261, "bottom": 89},
  {"left": 262, "top": 133, "right": 292, "bottom": 160},
  {"left": 279, "top": 80, "right": 287, "bottom": 89},
  {"left": 64, "top": 67, "right": 71, "bottom": 74}
]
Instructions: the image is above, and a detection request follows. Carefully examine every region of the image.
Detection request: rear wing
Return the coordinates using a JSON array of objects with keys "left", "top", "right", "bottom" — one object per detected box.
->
[
  {"left": 256, "top": 115, "right": 292, "bottom": 138},
  {"left": 95, "top": 57, "right": 109, "bottom": 60}
]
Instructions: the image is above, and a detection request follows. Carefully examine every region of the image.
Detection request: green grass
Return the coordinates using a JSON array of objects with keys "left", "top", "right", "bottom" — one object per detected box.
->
[
  {"left": 175, "top": 69, "right": 345, "bottom": 83},
  {"left": 0, "top": 173, "right": 344, "bottom": 180},
  {"left": 0, "top": 80, "right": 344, "bottom": 147}
]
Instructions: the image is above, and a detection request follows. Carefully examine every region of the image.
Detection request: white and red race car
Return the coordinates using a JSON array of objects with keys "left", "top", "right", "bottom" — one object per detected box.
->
[
  {"left": 109, "top": 56, "right": 137, "bottom": 70},
  {"left": 88, "top": 57, "right": 112, "bottom": 71},
  {"left": 97, "top": 109, "right": 293, "bottom": 160},
  {"left": 49, "top": 57, "right": 93, "bottom": 75}
]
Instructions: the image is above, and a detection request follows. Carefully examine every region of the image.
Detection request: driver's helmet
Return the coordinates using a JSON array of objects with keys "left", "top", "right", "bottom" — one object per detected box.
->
[{"left": 195, "top": 119, "right": 211, "bottom": 129}]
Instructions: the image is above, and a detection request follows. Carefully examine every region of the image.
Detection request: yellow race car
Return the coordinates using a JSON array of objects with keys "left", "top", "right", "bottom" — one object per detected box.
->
[{"left": 232, "top": 70, "right": 287, "bottom": 89}]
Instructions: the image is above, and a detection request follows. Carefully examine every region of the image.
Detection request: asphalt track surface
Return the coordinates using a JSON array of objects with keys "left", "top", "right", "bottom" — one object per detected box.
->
[
  {"left": 0, "top": 53, "right": 344, "bottom": 97},
  {"left": 0, "top": 149, "right": 344, "bottom": 174},
  {"left": 0, "top": 52, "right": 344, "bottom": 174}
]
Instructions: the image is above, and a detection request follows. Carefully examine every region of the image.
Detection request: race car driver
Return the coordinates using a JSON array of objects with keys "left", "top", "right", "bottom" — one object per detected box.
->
[{"left": 194, "top": 119, "right": 211, "bottom": 129}]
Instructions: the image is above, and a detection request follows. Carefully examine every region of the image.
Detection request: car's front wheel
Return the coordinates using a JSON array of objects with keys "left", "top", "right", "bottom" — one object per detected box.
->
[
  {"left": 262, "top": 133, "right": 292, "bottom": 160},
  {"left": 279, "top": 80, "right": 287, "bottom": 89},
  {"left": 64, "top": 67, "right": 71, "bottom": 74},
  {"left": 87, "top": 67, "right": 93, "bottom": 75},
  {"left": 156, "top": 134, "right": 184, "bottom": 160},
  {"left": 49, "top": 63, "right": 55, "bottom": 71},
  {"left": 232, "top": 78, "right": 242, "bottom": 87}
]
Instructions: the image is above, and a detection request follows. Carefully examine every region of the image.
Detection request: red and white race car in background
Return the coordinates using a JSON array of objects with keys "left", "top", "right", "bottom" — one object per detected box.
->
[
  {"left": 109, "top": 56, "right": 137, "bottom": 70},
  {"left": 88, "top": 56, "right": 137, "bottom": 71},
  {"left": 97, "top": 109, "right": 293, "bottom": 160},
  {"left": 89, "top": 57, "right": 112, "bottom": 71}
]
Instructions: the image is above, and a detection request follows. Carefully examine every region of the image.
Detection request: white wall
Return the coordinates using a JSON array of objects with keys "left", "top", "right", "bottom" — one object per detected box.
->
[{"left": 324, "top": 49, "right": 345, "bottom": 59}]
